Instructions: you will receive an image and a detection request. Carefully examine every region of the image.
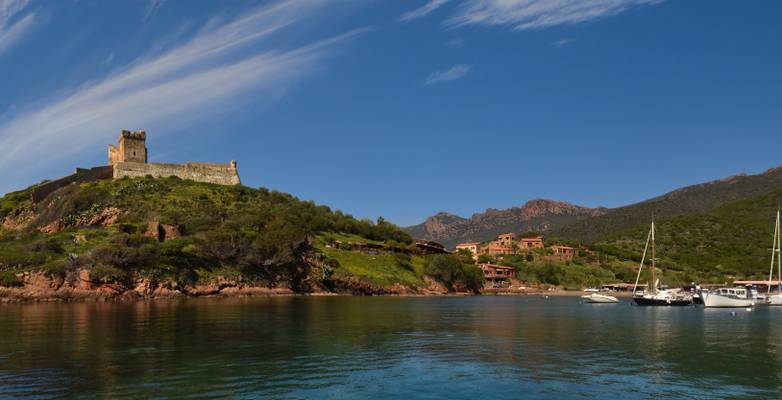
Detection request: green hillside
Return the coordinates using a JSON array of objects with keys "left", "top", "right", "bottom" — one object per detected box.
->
[
  {"left": 0, "top": 177, "right": 480, "bottom": 294},
  {"left": 592, "top": 187, "right": 782, "bottom": 283},
  {"left": 555, "top": 166, "right": 782, "bottom": 243}
]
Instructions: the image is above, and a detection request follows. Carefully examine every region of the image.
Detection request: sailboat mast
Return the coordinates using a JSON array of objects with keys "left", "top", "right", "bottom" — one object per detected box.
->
[
  {"left": 769, "top": 209, "right": 780, "bottom": 295},
  {"left": 651, "top": 221, "right": 657, "bottom": 294},
  {"left": 777, "top": 209, "right": 781, "bottom": 294}
]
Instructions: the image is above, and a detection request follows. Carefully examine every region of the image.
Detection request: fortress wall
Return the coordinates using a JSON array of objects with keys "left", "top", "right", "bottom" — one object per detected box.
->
[
  {"left": 113, "top": 162, "right": 241, "bottom": 185},
  {"left": 31, "top": 166, "right": 114, "bottom": 202}
]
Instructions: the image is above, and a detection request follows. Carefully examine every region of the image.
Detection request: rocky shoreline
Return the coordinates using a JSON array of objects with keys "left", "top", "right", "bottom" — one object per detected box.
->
[{"left": 0, "top": 270, "right": 458, "bottom": 303}]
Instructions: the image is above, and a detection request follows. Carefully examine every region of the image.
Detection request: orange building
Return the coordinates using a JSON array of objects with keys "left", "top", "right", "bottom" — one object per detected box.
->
[
  {"left": 519, "top": 236, "right": 544, "bottom": 250},
  {"left": 455, "top": 242, "right": 480, "bottom": 259},
  {"left": 480, "top": 244, "right": 515, "bottom": 256},
  {"left": 496, "top": 233, "right": 516, "bottom": 247}
]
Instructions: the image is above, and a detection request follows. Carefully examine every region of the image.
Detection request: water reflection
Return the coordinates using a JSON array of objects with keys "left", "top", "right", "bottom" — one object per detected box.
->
[{"left": 0, "top": 297, "right": 780, "bottom": 398}]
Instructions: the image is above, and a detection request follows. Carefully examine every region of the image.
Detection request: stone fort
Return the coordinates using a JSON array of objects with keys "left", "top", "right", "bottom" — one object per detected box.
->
[
  {"left": 109, "top": 130, "right": 240, "bottom": 185},
  {"left": 32, "top": 130, "right": 241, "bottom": 201}
]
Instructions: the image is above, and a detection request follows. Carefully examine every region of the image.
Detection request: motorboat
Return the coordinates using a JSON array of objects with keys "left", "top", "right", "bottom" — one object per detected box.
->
[
  {"left": 630, "top": 221, "right": 692, "bottom": 306},
  {"left": 581, "top": 293, "right": 619, "bottom": 303},
  {"left": 702, "top": 287, "right": 755, "bottom": 308}
]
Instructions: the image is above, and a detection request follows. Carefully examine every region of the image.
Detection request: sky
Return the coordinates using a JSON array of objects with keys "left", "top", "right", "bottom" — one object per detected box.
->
[{"left": 0, "top": 0, "right": 781, "bottom": 226}]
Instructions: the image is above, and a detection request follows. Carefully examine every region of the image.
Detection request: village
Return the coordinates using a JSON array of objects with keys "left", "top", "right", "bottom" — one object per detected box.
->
[{"left": 454, "top": 234, "right": 581, "bottom": 289}]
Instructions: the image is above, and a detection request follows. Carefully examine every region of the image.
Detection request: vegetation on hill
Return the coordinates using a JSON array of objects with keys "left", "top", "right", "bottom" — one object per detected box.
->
[
  {"left": 0, "top": 177, "right": 480, "bottom": 295},
  {"left": 591, "top": 187, "right": 782, "bottom": 284},
  {"left": 555, "top": 166, "right": 782, "bottom": 243}
]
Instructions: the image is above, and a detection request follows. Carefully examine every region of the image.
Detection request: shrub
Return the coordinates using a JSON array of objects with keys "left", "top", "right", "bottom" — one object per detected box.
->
[
  {"left": 90, "top": 264, "right": 128, "bottom": 282},
  {"left": 0, "top": 270, "right": 22, "bottom": 287},
  {"left": 42, "top": 259, "right": 69, "bottom": 278}
]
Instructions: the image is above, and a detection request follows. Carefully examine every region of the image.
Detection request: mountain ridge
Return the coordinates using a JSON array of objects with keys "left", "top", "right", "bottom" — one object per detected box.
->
[
  {"left": 406, "top": 164, "right": 782, "bottom": 247},
  {"left": 405, "top": 199, "right": 606, "bottom": 247}
]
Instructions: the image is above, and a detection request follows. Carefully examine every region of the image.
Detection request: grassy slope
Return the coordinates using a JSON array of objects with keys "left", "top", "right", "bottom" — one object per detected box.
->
[
  {"left": 0, "top": 177, "right": 417, "bottom": 290},
  {"left": 314, "top": 233, "right": 427, "bottom": 288},
  {"left": 592, "top": 187, "right": 782, "bottom": 282}
]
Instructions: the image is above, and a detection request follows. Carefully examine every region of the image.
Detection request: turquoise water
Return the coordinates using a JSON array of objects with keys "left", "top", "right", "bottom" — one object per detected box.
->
[{"left": 1, "top": 296, "right": 781, "bottom": 399}]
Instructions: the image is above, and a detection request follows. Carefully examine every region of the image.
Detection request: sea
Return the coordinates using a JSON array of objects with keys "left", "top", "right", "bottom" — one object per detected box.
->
[{"left": 1, "top": 296, "right": 780, "bottom": 399}]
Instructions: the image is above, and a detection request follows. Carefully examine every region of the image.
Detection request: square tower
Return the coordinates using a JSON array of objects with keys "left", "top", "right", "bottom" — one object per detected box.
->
[{"left": 109, "top": 130, "right": 148, "bottom": 165}]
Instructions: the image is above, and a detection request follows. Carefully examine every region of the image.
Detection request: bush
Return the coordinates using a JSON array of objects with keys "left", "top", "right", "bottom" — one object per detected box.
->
[
  {"left": 42, "top": 259, "right": 69, "bottom": 278},
  {"left": 425, "top": 254, "right": 484, "bottom": 292},
  {"left": 0, "top": 270, "right": 22, "bottom": 287},
  {"left": 90, "top": 264, "right": 128, "bottom": 282}
]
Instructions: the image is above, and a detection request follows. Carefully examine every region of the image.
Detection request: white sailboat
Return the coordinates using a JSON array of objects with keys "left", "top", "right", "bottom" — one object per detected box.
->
[
  {"left": 632, "top": 221, "right": 693, "bottom": 306},
  {"left": 767, "top": 209, "right": 782, "bottom": 306}
]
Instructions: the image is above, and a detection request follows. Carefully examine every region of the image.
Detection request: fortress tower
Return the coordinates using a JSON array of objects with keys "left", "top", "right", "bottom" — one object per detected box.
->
[{"left": 108, "top": 130, "right": 148, "bottom": 165}]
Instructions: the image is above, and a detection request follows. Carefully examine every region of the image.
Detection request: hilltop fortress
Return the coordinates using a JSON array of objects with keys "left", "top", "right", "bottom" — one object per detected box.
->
[
  {"left": 109, "top": 130, "right": 240, "bottom": 185},
  {"left": 31, "top": 130, "right": 240, "bottom": 201}
]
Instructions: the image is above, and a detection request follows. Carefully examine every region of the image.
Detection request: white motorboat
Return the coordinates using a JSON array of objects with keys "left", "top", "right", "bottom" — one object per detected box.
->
[
  {"left": 702, "top": 287, "right": 755, "bottom": 308},
  {"left": 769, "top": 294, "right": 782, "bottom": 306},
  {"left": 581, "top": 293, "right": 619, "bottom": 303}
]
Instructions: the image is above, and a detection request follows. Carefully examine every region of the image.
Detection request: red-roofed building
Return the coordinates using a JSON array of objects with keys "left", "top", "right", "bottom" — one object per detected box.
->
[{"left": 520, "top": 236, "right": 544, "bottom": 250}]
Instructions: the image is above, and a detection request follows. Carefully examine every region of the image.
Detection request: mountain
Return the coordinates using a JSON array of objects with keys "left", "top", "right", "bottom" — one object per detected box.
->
[
  {"left": 592, "top": 186, "right": 782, "bottom": 281},
  {"left": 405, "top": 199, "right": 606, "bottom": 248},
  {"left": 554, "top": 165, "right": 782, "bottom": 243}
]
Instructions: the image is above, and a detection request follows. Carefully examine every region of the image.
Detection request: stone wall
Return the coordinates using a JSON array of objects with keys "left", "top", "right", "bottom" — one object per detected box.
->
[
  {"left": 31, "top": 166, "right": 114, "bottom": 202},
  {"left": 113, "top": 162, "right": 241, "bottom": 185}
]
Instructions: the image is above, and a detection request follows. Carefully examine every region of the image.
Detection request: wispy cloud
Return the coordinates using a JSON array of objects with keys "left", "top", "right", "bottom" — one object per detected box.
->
[
  {"left": 400, "top": 0, "right": 452, "bottom": 22},
  {"left": 0, "top": 0, "right": 36, "bottom": 56},
  {"left": 425, "top": 64, "right": 471, "bottom": 85},
  {"left": 447, "top": 0, "right": 663, "bottom": 30},
  {"left": 446, "top": 36, "right": 463, "bottom": 47},
  {"left": 0, "top": 0, "right": 364, "bottom": 176},
  {"left": 553, "top": 38, "right": 573, "bottom": 47},
  {"left": 142, "top": 0, "right": 166, "bottom": 21}
]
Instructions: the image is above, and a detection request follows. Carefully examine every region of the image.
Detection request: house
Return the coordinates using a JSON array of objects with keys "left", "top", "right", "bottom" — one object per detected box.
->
[
  {"left": 550, "top": 245, "right": 576, "bottom": 261},
  {"left": 455, "top": 242, "right": 480, "bottom": 259},
  {"left": 480, "top": 244, "right": 515, "bottom": 256},
  {"left": 478, "top": 263, "right": 515, "bottom": 282},
  {"left": 496, "top": 233, "right": 516, "bottom": 247},
  {"left": 519, "top": 236, "right": 544, "bottom": 250}
]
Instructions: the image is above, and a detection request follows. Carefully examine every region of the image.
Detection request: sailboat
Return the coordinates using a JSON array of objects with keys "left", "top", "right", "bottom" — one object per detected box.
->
[
  {"left": 767, "top": 209, "right": 782, "bottom": 306},
  {"left": 632, "top": 221, "right": 693, "bottom": 306}
]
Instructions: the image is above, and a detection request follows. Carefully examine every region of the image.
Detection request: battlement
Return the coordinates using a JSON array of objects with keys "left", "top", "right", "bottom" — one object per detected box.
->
[
  {"left": 109, "top": 129, "right": 147, "bottom": 165},
  {"left": 120, "top": 129, "right": 146, "bottom": 140}
]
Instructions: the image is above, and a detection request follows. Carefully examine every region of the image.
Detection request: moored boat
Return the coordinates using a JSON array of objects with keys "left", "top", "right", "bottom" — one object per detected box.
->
[
  {"left": 581, "top": 293, "right": 619, "bottom": 303},
  {"left": 765, "top": 209, "right": 782, "bottom": 305},
  {"left": 702, "top": 287, "right": 755, "bottom": 308},
  {"left": 631, "top": 221, "right": 692, "bottom": 306}
]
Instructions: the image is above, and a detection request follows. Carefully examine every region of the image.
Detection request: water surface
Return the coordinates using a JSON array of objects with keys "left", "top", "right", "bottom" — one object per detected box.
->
[{"left": 1, "top": 296, "right": 781, "bottom": 399}]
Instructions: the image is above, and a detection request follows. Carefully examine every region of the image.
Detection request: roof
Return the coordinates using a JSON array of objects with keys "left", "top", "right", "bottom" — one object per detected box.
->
[
  {"left": 734, "top": 280, "right": 782, "bottom": 285},
  {"left": 478, "top": 263, "right": 514, "bottom": 270},
  {"left": 456, "top": 242, "right": 480, "bottom": 246},
  {"left": 520, "top": 236, "right": 544, "bottom": 241}
]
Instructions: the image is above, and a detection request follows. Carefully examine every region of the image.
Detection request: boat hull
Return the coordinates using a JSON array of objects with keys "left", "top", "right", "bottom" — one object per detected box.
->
[
  {"left": 768, "top": 294, "right": 782, "bottom": 306},
  {"left": 702, "top": 292, "right": 754, "bottom": 308},
  {"left": 581, "top": 294, "right": 619, "bottom": 303},
  {"left": 633, "top": 296, "right": 692, "bottom": 306}
]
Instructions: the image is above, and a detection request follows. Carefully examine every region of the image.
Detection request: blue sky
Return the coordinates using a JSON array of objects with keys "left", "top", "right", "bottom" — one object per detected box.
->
[{"left": 1, "top": 0, "right": 781, "bottom": 226}]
